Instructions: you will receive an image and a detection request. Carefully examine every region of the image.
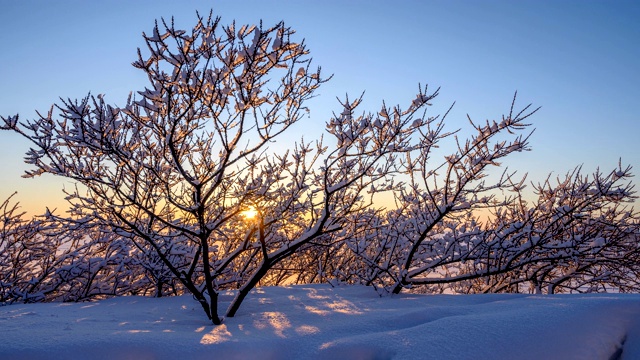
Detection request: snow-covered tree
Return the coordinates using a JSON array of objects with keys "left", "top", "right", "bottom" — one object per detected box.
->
[
  {"left": 472, "top": 165, "right": 640, "bottom": 294},
  {"left": 1, "top": 12, "right": 328, "bottom": 323},
  {"left": 52, "top": 226, "right": 172, "bottom": 301},
  {"left": 0, "top": 195, "right": 166, "bottom": 304},
  {"left": 332, "top": 95, "right": 536, "bottom": 293},
  {"left": 341, "top": 161, "right": 639, "bottom": 295},
  {"left": 0, "top": 11, "right": 436, "bottom": 323},
  {"left": 0, "top": 194, "right": 68, "bottom": 304}
]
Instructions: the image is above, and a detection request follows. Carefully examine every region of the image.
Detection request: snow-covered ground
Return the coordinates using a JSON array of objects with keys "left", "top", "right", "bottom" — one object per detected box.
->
[{"left": 1, "top": 285, "right": 639, "bottom": 360}]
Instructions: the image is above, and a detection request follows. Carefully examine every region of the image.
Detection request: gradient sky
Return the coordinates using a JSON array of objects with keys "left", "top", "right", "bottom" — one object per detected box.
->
[{"left": 1, "top": 0, "right": 639, "bottom": 214}]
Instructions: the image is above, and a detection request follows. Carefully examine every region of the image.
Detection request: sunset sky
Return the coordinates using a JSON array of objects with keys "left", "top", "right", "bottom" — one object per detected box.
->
[{"left": 1, "top": 0, "right": 638, "bottom": 214}]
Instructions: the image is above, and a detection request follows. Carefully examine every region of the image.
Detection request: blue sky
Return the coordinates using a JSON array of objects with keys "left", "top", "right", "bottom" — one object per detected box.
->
[{"left": 1, "top": 0, "right": 638, "bottom": 213}]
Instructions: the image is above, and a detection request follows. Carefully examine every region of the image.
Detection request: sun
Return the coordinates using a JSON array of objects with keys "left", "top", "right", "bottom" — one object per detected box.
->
[{"left": 241, "top": 206, "right": 258, "bottom": 220}]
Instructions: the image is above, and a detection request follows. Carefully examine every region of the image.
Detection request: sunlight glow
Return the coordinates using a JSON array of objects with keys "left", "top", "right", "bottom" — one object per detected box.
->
[
  {"left": 241, "top": 206, "right": 258, "bottom": 220},
  {"left": 295, "top": 325, "right": 320, "bottom": 335},
  {"left": 200, "top": 324, "right": 233, "bottom": 344},
  {"left": 253, "top": 311, "right": 291, "bottom": 338}
]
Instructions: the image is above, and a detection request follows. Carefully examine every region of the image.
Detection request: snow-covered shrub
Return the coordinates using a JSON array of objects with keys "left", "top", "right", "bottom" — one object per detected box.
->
[
  {"left": 472, "top": 165, "right": 640, "bottom": 294},
  {"left": 0, "top": 194, "right": 67, "bottom": 304},
  {"left": 341, "top": 163, "right": 639, "bottom": 295},
  {"left": 0, "top": 196, "right": 173, "bottom": 304}
]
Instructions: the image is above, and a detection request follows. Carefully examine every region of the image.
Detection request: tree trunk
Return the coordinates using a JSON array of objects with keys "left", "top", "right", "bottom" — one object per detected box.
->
[{"left": 226, "top": 260, "right": 270, "bottom": 318}]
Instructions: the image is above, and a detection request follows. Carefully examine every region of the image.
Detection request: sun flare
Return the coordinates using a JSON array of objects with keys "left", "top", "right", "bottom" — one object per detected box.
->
[{"left": 241, "top": 206, "right": 258, "bottom": 220}]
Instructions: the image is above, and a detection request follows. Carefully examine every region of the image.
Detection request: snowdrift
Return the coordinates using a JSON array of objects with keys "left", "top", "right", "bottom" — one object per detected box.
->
[{"left": 2, "top": 285, "right": 639, "bottom": 359}]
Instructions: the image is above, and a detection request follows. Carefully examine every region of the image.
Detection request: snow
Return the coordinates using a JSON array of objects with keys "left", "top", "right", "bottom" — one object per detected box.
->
[{"left": 1, "top": 284, "right": 639, "bottom": 359}]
